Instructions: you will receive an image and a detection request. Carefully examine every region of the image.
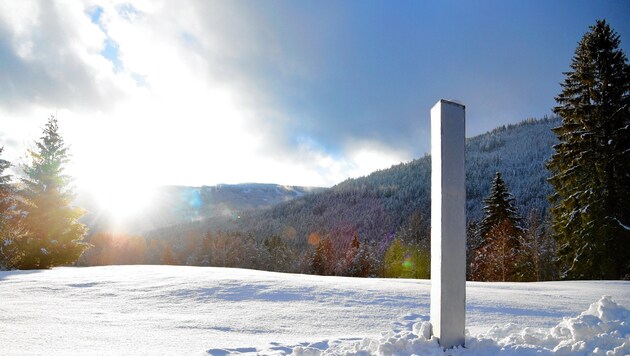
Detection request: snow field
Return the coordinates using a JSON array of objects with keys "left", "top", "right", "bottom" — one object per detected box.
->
[
  {"left": 294, "top": 296, "right": 629, "bottom": 355},
  {"left": 0, "top": 265, "right": 628, "bottom": 355}
]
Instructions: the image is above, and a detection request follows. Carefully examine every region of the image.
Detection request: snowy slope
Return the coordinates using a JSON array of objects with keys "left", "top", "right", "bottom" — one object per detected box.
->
[{"left": 0, "top": 266, "right": 629, "bottom": 355}]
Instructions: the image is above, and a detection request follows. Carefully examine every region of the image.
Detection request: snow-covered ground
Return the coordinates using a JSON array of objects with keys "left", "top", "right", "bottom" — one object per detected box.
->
[{"left": 0, "top": 265, "right": 628, "bottom": 355}]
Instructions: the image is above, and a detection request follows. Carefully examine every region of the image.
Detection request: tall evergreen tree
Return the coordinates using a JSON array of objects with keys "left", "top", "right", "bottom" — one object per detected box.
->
[
  {"left": 547, "top": 20, "right": 630, "bottom": 279},
  {"left": 16, "top": 116, "right": 89, "bottom": 269},
  {"left": 478, "top": 172, "right": 522, "bottom": 239},
  {"left": 471, "top": 172, "right": 523, "bottom": 281}
]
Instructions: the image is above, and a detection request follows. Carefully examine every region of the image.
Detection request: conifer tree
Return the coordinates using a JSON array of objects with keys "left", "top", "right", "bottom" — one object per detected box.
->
[
  {"left": 478, "top": 172, "right": 521, "bottom": 239},
  {"left": 471, "top": 172, "right": 523, "bottom": 281},
  {"left": 16, "top": 116, "right": 89, "bottom": 269},
  {"left": 311, "top": 236, "right": 334, "bottom": 275},
  {"left": 547, "top": 20, "right": 630, "bottom": 279}
]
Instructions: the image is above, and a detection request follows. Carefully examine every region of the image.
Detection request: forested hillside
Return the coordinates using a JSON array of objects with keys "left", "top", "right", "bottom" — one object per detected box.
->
[{"left": 145, "top": 116, "right": 559, "bottom": 248}]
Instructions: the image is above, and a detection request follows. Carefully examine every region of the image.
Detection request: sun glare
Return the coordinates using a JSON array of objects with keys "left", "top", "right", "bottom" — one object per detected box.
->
[
  {"left": 84, "top": 179, "right": 156, "bottom": 223},
  {"left": 100, "top": 186, "right": 154, "bottom": 220}
]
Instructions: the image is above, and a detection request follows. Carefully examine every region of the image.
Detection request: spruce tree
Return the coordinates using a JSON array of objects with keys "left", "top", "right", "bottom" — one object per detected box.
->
[
  {"left": 478, "top": 172, "right": 521, "bottom": 239},
  {"left": 547, "top": 20, "right": 630, "bottom": 279},
  {"left": 471, "top": 172, "right": 523, "bottom": 281},
  {"left": 16, "top": 116, "right": 89, "bottom": 269}
]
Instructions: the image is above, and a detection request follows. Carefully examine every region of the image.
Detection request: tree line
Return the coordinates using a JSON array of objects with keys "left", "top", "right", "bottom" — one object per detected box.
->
[{"left": 74, "top": 172, "right": 557, "bottom": 281}]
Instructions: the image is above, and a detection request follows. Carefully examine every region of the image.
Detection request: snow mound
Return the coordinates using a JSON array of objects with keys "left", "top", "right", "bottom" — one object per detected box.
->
[{"left": 291, "top": 296, "right": 630, "bottom": 355}]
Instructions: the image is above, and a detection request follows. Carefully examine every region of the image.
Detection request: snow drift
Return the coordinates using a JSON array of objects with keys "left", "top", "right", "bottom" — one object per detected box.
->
[{"left": 293, "top": 296, "right": 630, "bottom": 355}]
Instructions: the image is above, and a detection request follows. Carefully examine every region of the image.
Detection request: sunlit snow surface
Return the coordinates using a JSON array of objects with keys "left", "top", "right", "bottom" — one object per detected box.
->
[{"left": 1, "top": 266, "right": 628, "bottom": 355}]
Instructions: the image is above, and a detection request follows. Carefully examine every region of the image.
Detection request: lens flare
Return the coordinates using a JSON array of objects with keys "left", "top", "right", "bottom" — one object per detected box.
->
[
  {"left": 308, "top": 232, "right": 321, "bottom": 246},
  {"left": 402, "top": 254, "right": 414, "bottom": 270}
]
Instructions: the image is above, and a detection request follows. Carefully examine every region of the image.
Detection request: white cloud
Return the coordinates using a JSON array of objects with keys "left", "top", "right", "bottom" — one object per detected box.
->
[
  {"left": 0, "top": 1, "right": 131, "bottom": 111},
  {"left": 0, "top": 0, "right": 409, "bottom": 191},
  {"left": 347, "top": 141, "right": 410, "bottom": 176}
]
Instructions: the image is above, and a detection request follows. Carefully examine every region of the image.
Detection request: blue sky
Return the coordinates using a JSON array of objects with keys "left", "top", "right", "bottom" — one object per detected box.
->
[{"left": 0, "top": 1, "right": 628, "bottom": 191}]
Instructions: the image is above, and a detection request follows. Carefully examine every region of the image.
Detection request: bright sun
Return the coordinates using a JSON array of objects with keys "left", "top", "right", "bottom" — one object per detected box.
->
[
  {"left": 96, "top": 185, "right": 155, "bottom": 221},
  {"left": 81, "top": 178, "right": 157, "bottom": 224}
]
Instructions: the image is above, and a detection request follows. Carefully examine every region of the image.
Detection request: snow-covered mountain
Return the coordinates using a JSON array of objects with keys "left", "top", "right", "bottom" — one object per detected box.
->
[{"left": 1, "top": 265, "right": 628, "bottom": 354}]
